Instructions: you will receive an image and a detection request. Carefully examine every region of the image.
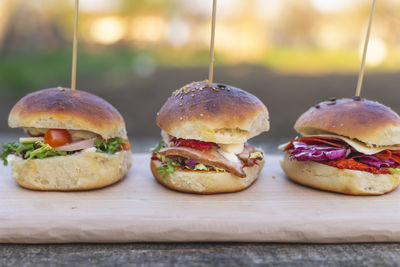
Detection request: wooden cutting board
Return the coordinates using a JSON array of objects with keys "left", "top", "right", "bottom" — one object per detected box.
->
[{"left": 1, "top": 154, "right": 399, "bottom": 243}]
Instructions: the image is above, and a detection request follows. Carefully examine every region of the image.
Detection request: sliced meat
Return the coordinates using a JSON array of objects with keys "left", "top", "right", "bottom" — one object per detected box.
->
[
  {"left": 56, "top": 138, "right": 97, "bottom": 151},
  {"left": 238, "top": 144, "right": 257, "bottom": 161},
  {"left": 158, "top": 146, "right": 246, "bottom": 177}
]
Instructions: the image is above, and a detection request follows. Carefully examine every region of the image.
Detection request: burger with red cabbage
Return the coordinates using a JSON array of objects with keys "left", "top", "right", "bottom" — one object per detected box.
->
[{"left": 280, "top": 97, "right": 400, "bottom": 195}]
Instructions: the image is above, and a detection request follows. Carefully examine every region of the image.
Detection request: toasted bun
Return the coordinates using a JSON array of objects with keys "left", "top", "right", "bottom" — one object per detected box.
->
[
  {"left": 156, "top": 80, "right": 269, "bottom": 144},
  {"left": 150, "top": 158, "right": 265, "bottom": 194},
  {"left": 9, "top": 87, "right": 127, "bottom": 139},
  {"left": 281, "top": 153, "right": 400, "bottom": 195},
  {"left": 295, "top": 98, "right": 400, "bottom": 146},
  {"left": 9, "top": 151, "right": 132, "bottom": 191}
]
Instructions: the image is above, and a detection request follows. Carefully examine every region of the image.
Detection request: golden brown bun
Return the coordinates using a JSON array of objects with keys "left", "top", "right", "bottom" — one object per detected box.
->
[
  {"left": 9, "top": 87, "right": 127, "bottom": 139},
  {"left": 281, "top": 153, "right": 400, "bottom": 195},
  {"left": 295, "top": 98, "right": 400, "bottom": 146},
  {"left": 150, "top": 158, "right": 265, "bottom": 194},
  {"left": 156, "top": 80, "right": 269, "bottom": 144},
  {"left": 9, "top": 150, "right": 132, "bottom": 191}
]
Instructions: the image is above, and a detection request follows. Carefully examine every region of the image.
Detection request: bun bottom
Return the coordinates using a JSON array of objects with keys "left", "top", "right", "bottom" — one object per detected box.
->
[
  {"left": 9, "top": 150, "right": 132, "bottom": 191},
  {"left": 151, "top": 158, "right": 265, "bottom": 194},
  {"left": 281, "top": 153, "right": 400, "bottom": 195}
]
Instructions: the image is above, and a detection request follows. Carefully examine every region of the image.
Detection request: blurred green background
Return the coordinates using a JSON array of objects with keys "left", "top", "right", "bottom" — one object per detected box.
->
[{"left": 1, "top": 0, "right": 400, "bottom": 144}]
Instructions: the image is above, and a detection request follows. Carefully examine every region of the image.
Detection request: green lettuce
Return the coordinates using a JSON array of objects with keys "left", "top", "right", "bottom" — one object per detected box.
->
[
  {"left": 95, "top": 137, "right": 127, "bottom": 154},
  {"left": 0, "top": 141, "right": 66, "bottom": 166},
  {"left": 388, "top": 168, "right": 400, "bottom": 175},
  {"left": 152, "top": 140, "right": 165, "bottom": 153}
]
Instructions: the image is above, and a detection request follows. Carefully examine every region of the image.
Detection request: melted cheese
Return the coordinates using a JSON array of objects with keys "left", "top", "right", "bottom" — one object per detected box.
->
[
  {"left": 279, "top": 134, "right": 400, "bottom": 155},
  {"left": 218, "top": 143, "right": 244, "bottom": 154},
  {"left": 217, "top": 148, "right": 241, "bottom": 164}
]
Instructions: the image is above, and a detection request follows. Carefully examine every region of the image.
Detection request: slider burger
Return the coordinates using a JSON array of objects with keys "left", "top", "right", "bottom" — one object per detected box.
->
[
  {"left": 280, "top": 97, "right": 400, "bottom": 195},
  {"left": 151, "top": 80, "right": 269, "bottom": 194},
  {"left": 0, "top": 87, "right": 132, "bottom": 191}
]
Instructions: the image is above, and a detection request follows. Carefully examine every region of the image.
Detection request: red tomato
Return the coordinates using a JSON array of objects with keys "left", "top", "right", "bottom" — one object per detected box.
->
[
  {"left": 44, "top": 129, "right": 72, "bottom": 148},
  {"left": 171, "top": 137, "right": 214, "bottom": 151},
  {"left": 120, "top": 138, "right": 131, "bottom": 151}
]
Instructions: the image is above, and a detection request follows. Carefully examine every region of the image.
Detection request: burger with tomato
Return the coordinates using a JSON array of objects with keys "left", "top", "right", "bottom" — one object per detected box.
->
[
  {"left": 0, "top": 87, "right": 132, "bottom": 191},
  {"left": 280, "top": 96, "right": 400, "bottom": 195},
  {"left": 151, "top": 80, "right": 269, "bottom": 194}
]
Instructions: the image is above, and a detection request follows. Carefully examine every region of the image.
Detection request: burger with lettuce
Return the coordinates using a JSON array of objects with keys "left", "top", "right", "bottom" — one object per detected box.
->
[
  {"left": 1, "top": 87, "right": 132, "bottom": 191},
  {"left": 151, "top": 80, "right": 270, "bottom": 194},
  {"left": 280, "top": 97, "right": 400, "bottom": 195}
]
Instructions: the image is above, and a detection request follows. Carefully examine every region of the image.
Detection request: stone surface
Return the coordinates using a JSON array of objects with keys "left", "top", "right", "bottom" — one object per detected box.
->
[{"left": 1, "top": 243, "right": 400, "bottom": 266}]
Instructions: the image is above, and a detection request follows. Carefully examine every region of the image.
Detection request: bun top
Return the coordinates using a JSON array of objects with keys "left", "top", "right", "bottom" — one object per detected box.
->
[
  {"left": 295, "top": 97, "right": 400, "bottom": 146},
  {"left": 156, "top": 80, "right": 269, "bottom": 144},
  {"left": 9, "top": 87, "right": 127, "bottom": 139}
]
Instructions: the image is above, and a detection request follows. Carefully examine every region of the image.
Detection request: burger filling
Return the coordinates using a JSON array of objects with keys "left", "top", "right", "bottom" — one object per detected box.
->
[
  {"left": 281, "top": 135, "right": 400, "bottom": 175},
  {"left": 0, "top": 128, "right": 130, "bottom": 165},
  {"left": 152, "top": 133, "right": 264, "bottom": 183}
]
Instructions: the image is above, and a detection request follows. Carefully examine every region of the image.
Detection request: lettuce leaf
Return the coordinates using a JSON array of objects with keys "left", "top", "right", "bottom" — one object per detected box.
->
[
  {"left": 388, "top": 168, "right": 400, "bottom": 175},
  {"left": 95, "top": 137, "right": 127, "bottom": 154},
  {"left": 152, "top": 140, "right": 165, "bottom": 153},
  {"left": 0, "top": 141, "right": 66, "bottom": 166}
]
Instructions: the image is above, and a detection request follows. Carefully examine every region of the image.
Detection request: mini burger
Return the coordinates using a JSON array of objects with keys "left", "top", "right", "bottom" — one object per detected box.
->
[
  {"left": 0, "top": 87, "right": 132, "bottom": 191},
  {"left": 151, "top": 80, "right": 269, "bottom": 194},
  {"left": 280, "top": 97, "right": 400, "bottom": 195}
]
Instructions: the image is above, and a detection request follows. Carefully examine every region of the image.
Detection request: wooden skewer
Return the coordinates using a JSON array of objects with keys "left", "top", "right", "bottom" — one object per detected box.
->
[
  {"left": 208, "top": 0, "right": 217, "bottom": 87},
  {"left": 355, "top": 0, "right": 376, "bottom": 97},
  {"left": 71, "top": 0, "right": 79, "bottom": 91}
]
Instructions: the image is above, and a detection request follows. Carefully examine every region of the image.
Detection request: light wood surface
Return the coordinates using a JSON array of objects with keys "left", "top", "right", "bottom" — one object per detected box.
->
[{"left": 1, "top": 154, "right": 399, "bottom": 243}]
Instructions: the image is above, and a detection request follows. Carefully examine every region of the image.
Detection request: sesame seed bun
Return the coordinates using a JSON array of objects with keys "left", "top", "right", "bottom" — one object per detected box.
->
[
  {"left": 8, "top": 87, "right": 127, "bottom": 139},
  {"left": 150, "top": 158, "right": 264, "bottom": 194},
  {"left": 156, "top": 80, "right": 269, "bottom": 144},
  {"left": 295, "top": 98, "right": 400, "bottom": 146},
  {"left": 281, "top": 153, "right": 400, "bottom": 195}
]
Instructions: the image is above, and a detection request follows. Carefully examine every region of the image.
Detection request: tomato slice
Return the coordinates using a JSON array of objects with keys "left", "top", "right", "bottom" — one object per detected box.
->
[
  {"left": 120, "top": 138, "right": 130, "bottom": 151},
  {"left": 171, "top": 137, "right": 214, "bottom": 151},
  {"left": 44, "top": 129, "right": 72, "bottom": 148}
]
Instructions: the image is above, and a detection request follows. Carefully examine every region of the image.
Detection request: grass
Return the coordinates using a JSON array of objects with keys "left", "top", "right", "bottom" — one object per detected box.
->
[{"left": 0, "top": 47, "right": 398, "bottom": 95}]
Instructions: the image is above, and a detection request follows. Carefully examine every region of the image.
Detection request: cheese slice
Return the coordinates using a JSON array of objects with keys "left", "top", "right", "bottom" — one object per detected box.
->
[
  {"left": 218, "top": 143, "right": 244, "bottom": 154},
  {"left": 217, "top": 148, "right": 241, "bottom": 164},
  {"left": 279, "top": 134, "right": 400, "bottom": 155}
]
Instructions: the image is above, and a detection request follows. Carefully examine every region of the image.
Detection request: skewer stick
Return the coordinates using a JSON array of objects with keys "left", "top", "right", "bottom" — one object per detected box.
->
[
  {"left": 208, "top": 0, "right": 217, "bottom": 87},
  {"left": 71, "top": 0, "right": 79, "bottom": 91},
  {"left": 355, "top": 0, "right": 376, "bottom": 97}
]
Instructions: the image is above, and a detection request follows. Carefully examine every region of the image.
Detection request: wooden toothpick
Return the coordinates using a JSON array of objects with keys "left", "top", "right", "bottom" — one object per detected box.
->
[
  {"left": 71, "top": 0, "right": 79, "bottom": 91},
  {"left": 355, "top": 0, "right": 376, "bottom": 97},
  {"left": 208, "top": 0, "right": 217, "bottom": 87}
]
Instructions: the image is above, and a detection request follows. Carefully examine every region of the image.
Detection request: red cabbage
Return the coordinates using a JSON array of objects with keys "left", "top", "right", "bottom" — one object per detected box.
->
[
  {"left": 185, "top": 159, "right": 197, "bottom": 168},
  {"left": 351, "top": 154, "right": 396, "bottom": 168},
  {"left": 288, "top": 142, "right": 397, "bottom": 169},
  {"left": 289, "top": 142, "right": 347, "bottom": 162}
]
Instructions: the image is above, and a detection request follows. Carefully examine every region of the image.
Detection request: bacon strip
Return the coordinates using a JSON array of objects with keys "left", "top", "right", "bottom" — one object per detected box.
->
[{"left": 158, "top": 146, "right": 246, "bottom": 177}]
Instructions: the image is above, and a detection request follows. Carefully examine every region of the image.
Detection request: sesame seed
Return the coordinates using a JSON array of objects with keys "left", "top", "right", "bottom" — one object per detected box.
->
[
  {"left": 157, "top": 112, "right": 160, "bottom": 116},
  {"left": 191, "top": 94, "right": 195, "bottom": 98},
  {"left": 179, "top": 103, "right": 183, "bottom": 107},
  {"left": 200, "top": 113, "right": 204, "bottom": 117},
  {"left": 352, "top": 96, "right": 361, "bottom": 101}
]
